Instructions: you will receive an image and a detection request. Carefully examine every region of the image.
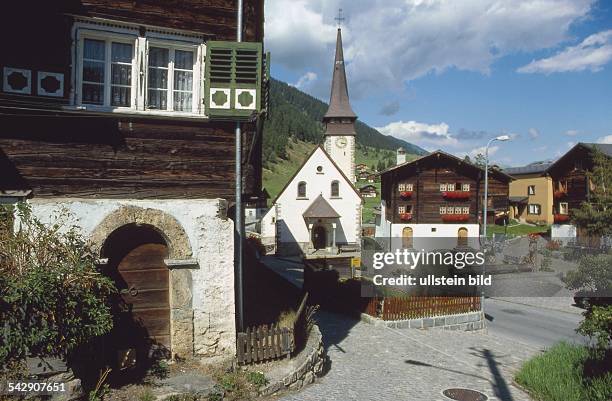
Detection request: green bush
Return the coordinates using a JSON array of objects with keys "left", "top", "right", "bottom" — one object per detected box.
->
[
  {"left": 516, "top": 342, "right": 612, "bottom": 401},
  {"left": 563, "top": 254, "right": 612, "bottom": 292},
  {"left": 246, "top": 371, "right": 268, "bottom": 387},
  {"left": 0, "top": 204, "right": 115, "bottom": 369},
  {"left": 578, "top": 306, "right": 612, "bottom": 358}
]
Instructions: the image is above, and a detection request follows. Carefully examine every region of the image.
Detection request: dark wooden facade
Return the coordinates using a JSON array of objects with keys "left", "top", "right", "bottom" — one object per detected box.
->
[
  {"left": 0, "top": 0, "right": 264, "bottom": 201},
  {"left": 380, "top": 151, "right": 511, "bottom": 225},
  {"left": 545, "top": 144, "right": 597, "bottom": 218}
]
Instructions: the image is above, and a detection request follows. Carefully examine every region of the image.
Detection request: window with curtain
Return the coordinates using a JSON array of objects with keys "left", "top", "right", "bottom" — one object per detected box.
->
[
  {"left": 331, "top": 181, "right": 339, "bottom": 197},
  {"left": 81, "top": 39, "right": 133, "bottom": 107},
  {"left": 148, "top": 47, "right": 169, "bottom": 110},
  {"left": 147, "top": 47, "right": 195, "bottom": 111}
]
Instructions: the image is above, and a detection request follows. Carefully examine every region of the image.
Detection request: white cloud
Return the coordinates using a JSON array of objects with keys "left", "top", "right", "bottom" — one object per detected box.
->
[
  {"left": 565, "top": 129, "right": 579, "bottom": 136},
  {"left": 597, "top": 135, "right": 612, "bottom": 144},
  {"left": 518, "top": 30, "right": 612, "bottom": 74},
  {"left": 469, "top": 145, "right": 499, "bottom": 158},
  {"left": 266, "top": 0, "right": 594, "bottom": 97},
  {"left": 293, "top": 72, "right": 318, "bottom": 89},
  {"left": 375, "top": 120, "right": 457, "bottom": 150},
  {"left": 528, "top": 128, "right": 539, "bottom": 140}
]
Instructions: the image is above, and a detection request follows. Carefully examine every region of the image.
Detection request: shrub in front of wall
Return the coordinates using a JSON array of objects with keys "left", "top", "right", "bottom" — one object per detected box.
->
[{"left": 0, "top": 204, "right": 115, "bottom": 369}]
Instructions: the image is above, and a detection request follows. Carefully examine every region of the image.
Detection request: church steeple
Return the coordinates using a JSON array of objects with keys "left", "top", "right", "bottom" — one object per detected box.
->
[
  {"left": 323, "top": 28, "right": 357, "bottom": 122},
  {"left": 323, "top": 24, "right": 357, "bottom": 182}
]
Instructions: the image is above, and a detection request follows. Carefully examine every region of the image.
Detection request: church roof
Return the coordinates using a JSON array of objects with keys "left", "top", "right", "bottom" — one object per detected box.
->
[
  {"left": 323, "top": 28, "right": 357, "bottom": 120},
  {"left": 303, "top": 194, "right": 341, "bottom": 218}
]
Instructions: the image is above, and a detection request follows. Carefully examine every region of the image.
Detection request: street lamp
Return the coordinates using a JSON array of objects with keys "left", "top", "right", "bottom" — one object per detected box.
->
[{"left": 483, "top": 135, "right": 510, "bottom": 241}]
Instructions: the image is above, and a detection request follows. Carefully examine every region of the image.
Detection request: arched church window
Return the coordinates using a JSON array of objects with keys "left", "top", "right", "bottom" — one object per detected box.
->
[
  {"left": 297, "top": 181, "right": 306, "bottom": 198},
  {"left": 331, "top": 181, "right": 339, "bottom": 197}
]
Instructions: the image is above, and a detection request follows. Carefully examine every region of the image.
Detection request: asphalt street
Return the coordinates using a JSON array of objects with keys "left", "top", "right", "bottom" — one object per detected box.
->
[{"left": 483, "top": 298, "right": 587, "bottom": 349}]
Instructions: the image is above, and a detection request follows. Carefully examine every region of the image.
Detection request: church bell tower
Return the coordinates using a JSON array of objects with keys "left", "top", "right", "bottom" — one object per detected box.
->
[{"left": 323, "top": 27, "right": 357, "bottom": 183}]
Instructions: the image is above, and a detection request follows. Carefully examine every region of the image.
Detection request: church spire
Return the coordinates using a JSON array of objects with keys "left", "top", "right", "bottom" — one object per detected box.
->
[{"left": 323, "top": 27, "right": 357, "bottom": 120}]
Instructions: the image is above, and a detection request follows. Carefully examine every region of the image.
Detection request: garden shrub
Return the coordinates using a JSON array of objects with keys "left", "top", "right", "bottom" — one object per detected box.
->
[{"left": 0, "top": 203, "right": 115, "bottom": 369}]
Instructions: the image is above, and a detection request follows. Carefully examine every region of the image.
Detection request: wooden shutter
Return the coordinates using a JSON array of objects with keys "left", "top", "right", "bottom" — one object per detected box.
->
[{"left": 205, "top": 41, "right": 263, "bottom": 119}]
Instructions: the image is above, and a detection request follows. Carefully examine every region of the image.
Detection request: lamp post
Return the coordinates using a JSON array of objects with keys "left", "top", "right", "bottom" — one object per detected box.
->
[{"left": 482, "top": 135, "right": 510, "bottom": 241}]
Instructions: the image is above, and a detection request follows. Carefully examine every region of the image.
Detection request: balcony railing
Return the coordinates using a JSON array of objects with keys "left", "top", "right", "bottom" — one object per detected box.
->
[
  {"left": 554, "top": 214, "right": 570, "bottom": 223},
  {"left": 399, "top": 213, "right": 413, "bottom": 221},
  {"left": 399, "top": 191, "right": 413, "bottom": 199}
]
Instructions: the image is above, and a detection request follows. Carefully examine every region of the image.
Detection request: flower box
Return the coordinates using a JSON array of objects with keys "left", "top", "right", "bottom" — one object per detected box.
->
[
  {"left": 441, "top": 214, "right": 469, "bottom": 222},
  {"left": 554, "top": 214, "right": 570, "bottom": 223},
  {"left": 400, "top": 191, "right": 413, "bottom": 199},
  {"left": 399, "top": 213, "right": 412, "bottom": 221},
  {"left": 442, "top": 191, "right": 470, "bottom": 200},
  {"left": 553, "top": 190, "right": 567, "bottom": 199}
]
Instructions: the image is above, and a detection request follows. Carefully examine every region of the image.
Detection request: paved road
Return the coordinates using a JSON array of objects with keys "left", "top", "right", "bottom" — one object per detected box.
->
[
  {"left": 275, "top": 311, "right": 536, "bottom": 401},
  {"left": 484, "top": 298, "right": 586, "bottom": 349}
]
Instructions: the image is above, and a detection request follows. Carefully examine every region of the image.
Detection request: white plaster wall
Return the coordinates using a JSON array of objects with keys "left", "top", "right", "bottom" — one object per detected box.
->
[
  {"left": 551, "top": 224, "right": 577, "bottom": 243},
  {"left": 324, "top": 135, "right": 355, "bottom": 182},
  {"left": 274, "top": 147, "right": 362, "bottom": 246},
  {"left": 27, "top": 198, "right": 236, "bottom": 358}
]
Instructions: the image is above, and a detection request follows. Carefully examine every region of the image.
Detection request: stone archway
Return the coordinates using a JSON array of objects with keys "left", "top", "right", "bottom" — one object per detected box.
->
[{"left": 90, "top": 205, "right": 195, "bottom": 359}]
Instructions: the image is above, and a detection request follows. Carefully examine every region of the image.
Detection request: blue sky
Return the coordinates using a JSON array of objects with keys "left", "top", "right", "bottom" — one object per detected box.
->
[{"left": 264, "top": 0, "right": 612, "bottom": 167}]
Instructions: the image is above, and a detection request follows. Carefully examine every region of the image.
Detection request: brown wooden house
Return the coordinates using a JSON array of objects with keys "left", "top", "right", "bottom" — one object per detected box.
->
[
  {"left": 545, "top": 143, "right": 612, "bottom": 240},
  {"left": 375, "top": 150, "right": 512, "bottom": 240},
  {"left": 1, "top": 0, "right": 267, "bottom": 366}
]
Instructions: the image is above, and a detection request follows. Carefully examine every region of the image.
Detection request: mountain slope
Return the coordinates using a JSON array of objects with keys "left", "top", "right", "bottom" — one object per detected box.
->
[{"left": 263, "top": 79, "right": 426, "bottom": 166}]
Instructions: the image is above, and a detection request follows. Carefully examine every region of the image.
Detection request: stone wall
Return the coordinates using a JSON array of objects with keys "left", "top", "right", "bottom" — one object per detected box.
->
[
  {"left": 259, "top": 325, "right": 326, "bottom": 396},
  {"left": 28, "top": 198, "right": 236, "bottom": 359},
  {"left": 361, "top": 310, "right": 485, "bottom": 331}
]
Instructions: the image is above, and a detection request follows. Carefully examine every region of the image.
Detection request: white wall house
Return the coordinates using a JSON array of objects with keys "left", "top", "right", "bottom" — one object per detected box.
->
[{"left": 261, "top": 146, "right": 362, "bottom": 256}]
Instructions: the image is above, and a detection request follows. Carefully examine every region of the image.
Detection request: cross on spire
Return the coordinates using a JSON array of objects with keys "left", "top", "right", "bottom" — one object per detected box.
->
[{"left": 334, "top": 8, "right": 345, "bottom": 27}]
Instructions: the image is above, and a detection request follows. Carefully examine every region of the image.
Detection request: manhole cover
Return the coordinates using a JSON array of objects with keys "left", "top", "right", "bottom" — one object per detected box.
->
[{"left": 442, "top": 388, "right": 488, "bottom": 401}]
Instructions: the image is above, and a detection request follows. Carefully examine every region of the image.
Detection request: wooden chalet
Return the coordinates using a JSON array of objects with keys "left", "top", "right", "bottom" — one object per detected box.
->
[
  {"left": 376, "top": 150, "right": 512, "bottom": 239},
  {"left": 545, "top": 143, "right": 612, "bottom": 240},
  {"left": 359, "top": 184, "right": 378, "bottom": 198},
  {"left": 0, "top": 0, "right": 267, "bottom": 367}
]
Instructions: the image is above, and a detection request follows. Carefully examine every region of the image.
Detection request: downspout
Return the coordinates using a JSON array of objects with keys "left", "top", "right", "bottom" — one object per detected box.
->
[{"left": 235, "top": 0, "right": 244, "bottom": 333}]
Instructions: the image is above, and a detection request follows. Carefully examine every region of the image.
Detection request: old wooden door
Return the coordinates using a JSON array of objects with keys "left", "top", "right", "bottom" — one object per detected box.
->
[
  {"left": 313, "top": 226, "right": 326, "bottom": 249},
  {"left": 116, "top": 243, "right": 171, "bottom": 351}
]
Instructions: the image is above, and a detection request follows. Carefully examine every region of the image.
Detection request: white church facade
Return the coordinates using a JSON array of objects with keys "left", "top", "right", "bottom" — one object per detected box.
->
[{"left": 261, "top": 27, "right": 362, "bottom": 257}]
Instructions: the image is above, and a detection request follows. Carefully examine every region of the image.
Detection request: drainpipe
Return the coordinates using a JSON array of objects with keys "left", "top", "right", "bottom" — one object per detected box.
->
[{"left": 235, "top": 0, "right": 244, "bottom": 333}]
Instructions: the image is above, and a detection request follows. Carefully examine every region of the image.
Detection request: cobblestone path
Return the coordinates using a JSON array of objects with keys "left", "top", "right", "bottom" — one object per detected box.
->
[{"left": 275, "top": 311, "right": 537, "bottom": 401}]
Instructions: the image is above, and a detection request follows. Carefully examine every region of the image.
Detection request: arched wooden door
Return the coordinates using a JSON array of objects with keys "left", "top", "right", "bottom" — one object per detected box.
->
[
  {"left": 402, "top": 227, "right": 413, "bottom": 248},
  {"left": 312, "top": 226, "right": 326, "bottom": 249},
  {"left": 457, "top": 227, "right": 468, "bottom": 247},
  {"left": 103, "top": 225, "right": 170, "bottom": 370}
]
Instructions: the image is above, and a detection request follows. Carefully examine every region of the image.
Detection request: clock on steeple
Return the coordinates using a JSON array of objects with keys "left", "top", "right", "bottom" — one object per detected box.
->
[{"left": 322, "top": 26, "right": 357, "bottom": 182}]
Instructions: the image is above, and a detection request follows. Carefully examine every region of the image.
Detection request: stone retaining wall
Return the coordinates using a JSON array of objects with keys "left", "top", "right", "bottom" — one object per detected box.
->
[
  {"left": 259, "top": 324, "right": 326, "bottom": 396},
  {"left": 361, "top": 310, "right": 485, "bottom": 331}
]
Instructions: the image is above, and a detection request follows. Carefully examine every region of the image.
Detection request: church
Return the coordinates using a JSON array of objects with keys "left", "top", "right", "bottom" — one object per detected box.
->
[{"left": 261, "top": 27, "right": 362, "bottom": 257}]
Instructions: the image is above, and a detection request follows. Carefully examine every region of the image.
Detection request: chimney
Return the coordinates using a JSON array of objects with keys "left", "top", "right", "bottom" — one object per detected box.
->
[{"left": 396, "top": 147, "right": 406, "bottom": 165}]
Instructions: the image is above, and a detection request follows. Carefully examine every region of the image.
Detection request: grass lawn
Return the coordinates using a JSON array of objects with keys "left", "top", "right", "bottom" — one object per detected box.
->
[
  {"left": 360, "top": 181, "right": 381, "bottom": 224},
  {"left": 486, "top": 223, "right": 550, "bottom": 237},
  {"left": 515, "top": 342, "right": 611, "bottom": 401}
]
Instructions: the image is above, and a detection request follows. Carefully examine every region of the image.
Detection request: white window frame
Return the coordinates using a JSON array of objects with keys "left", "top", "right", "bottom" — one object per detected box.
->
[
  {"left": 440, "top": 184, "right": 447, "bottom": 191},
  {"left": 528, "top": 185, "right": 535, "bottom": 195},
  {"left": 559, "top": 202, "right": 569, "bottom": 215},
  {"left": 398, "top": 183, "right": 405, "bottom": 191},
  {"left": 528, "top": 204, "right": 541, "bottom": 215},
  {"left": 70, "top": 20, "right": 205, "bottom": 117},
  {"left": 440, "top": 206, "right": 447, "bottom": 214},
  {"left": 462, "top": 207, "right": 470, "bottom": 215},
  {"left": 462, "top": 183, "right": 470, "bottom": 192},
  {"left": 406, "top": 183, "right": 413, "bottom": 191},
  {"left": 398, "top": 206, "right": 406, "bottom": 214},
  {"left": 447, "top": 183, "right": 455, "bottom": 191},
  {"left": 455, "top": 207, "right": 462, "bottom": 214},
  {"left": 447, "top": 207, "right": 454, "bottom": 214}
]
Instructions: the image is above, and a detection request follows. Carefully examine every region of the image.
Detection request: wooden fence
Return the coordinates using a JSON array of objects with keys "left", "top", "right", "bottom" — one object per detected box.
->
[
  {"left": 237, "top": 292, "right": 311, "bottom": 365},
  {"left": 365, "top": 296, "right": 481, "bottom": 321}
]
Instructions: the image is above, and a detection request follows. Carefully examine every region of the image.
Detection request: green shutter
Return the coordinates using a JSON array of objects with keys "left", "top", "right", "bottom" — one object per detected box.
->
[{"left": 205, "top": 41, "right": 263, "bottom": 119}]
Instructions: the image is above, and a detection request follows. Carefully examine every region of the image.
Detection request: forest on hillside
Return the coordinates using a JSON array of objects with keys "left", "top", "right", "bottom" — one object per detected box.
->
[{"left": 262, "top": 79, "right": 426, "bottom": 167}]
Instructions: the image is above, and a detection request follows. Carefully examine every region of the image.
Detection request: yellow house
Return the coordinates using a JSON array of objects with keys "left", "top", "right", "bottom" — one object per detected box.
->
[{"left": 504, "top": 162, "right": 553, "bottom": 225}]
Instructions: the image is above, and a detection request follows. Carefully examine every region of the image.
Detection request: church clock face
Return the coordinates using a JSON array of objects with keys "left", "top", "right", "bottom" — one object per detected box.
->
[{"left": 336, "top": 137, "right": 348, "bottom": 148}]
